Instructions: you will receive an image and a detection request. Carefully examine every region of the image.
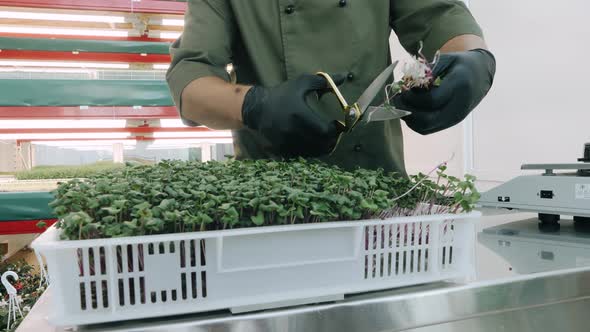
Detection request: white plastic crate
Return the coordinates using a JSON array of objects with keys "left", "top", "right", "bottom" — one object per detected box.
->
[{"left": 32, "top": 211, "right": 479, "bottom": 326}]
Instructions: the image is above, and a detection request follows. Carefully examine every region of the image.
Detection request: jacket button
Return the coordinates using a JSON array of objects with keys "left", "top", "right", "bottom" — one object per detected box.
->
[
  {"left": 347, "top": 72, "right": 354, "bottom": 81},
  {"left": 339, "top": 0, "right": 347, "bottom": 7},
  {"left": 284, "top": 5, "right": 295, "bottom": 14},
  {"left": 354, "top": 144, "right": 362, "bottom": 152}
]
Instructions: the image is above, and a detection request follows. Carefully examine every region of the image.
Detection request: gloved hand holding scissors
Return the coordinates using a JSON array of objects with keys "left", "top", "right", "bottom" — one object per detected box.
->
[
  {"left": 393, "top": 49, "right": 496, "bottom": 135},
  {"left": 241, "top": 74, "right": 346, "bottom": 158}
]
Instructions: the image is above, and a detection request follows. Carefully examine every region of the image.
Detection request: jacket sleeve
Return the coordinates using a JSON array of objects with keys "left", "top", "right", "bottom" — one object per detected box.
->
[
  {"left": 390, "top": 0, "right": 483, "bottom": 60},
  {"left": 166, "top": 0, "right": 235, "bottom": 122}
]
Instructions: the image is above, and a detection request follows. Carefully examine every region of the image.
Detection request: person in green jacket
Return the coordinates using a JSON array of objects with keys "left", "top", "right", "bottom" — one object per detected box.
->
[{"left": 166, "top": 0, "right": 496, "bottom": 174}]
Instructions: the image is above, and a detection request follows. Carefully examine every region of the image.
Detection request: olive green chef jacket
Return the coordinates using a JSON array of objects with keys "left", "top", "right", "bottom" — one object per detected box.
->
[{"left": 167, "top": 0, "right": 483, "bottom": 174}]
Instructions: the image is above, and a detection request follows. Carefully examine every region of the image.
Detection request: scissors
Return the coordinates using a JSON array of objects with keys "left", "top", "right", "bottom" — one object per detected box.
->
[{"left": 317, "top": 61, "right": 411, "bottom": 133}]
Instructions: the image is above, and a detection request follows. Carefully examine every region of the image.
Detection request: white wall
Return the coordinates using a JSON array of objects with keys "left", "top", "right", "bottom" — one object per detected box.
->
[
  {"left": 0, "top": 140, "right": 17, "bottom": 173},
  {"left": 0, "top": 234, "right": 37, "bottom": 260},
  {"left": 468, "top": 0, "right": 590, "bottom": 182},
  {"left": 395, "top": 0, "right": 590, "bottom": 189}
]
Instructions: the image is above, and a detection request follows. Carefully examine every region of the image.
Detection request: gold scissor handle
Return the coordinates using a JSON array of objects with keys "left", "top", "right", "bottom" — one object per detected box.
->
[
  {"left": 316, "top": 72, "right": 349, "bottom": 109},
  {"left": 316, "top": 72, "right": 362, "bottom": 133}
]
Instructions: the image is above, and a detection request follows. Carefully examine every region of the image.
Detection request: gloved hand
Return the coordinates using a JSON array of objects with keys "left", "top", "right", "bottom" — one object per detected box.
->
[
  {"left": 242, "top": 74, "right": 345, "bottom": 158},
  {"left": 393, "top": 49, "right": 496, "bottom": 135}
]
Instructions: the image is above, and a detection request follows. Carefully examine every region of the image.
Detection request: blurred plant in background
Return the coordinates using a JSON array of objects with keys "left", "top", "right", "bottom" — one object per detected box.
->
[{"left": 0, "top": 257, "right": 45, "bottom": 331}]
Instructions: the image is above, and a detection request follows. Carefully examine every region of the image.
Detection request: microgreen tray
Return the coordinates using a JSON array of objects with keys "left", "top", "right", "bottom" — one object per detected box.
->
[{"left": 33, "top": 211, "right": 479, "bottom": 326}]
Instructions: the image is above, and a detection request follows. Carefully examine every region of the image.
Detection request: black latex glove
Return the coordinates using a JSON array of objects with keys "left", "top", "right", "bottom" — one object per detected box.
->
[
  {"left": 242, "top": 74, "right": 345, "bottom": 158},
  {"left": 393, "top": 48, "right": 496, "bottom": 135}
]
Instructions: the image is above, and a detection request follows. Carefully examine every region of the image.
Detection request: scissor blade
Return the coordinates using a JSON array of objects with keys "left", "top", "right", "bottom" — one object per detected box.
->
[
  {"left": 356, "top": 61, "right": 398, "bottom": 114},
  {"left": 360, "top": 105, "right": 412, "bottom": 123}
]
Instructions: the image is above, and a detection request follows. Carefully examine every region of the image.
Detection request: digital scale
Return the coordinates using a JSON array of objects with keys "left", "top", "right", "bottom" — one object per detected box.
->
[{"left": 479, "top": 143, "right": 590, "bottom": 232}]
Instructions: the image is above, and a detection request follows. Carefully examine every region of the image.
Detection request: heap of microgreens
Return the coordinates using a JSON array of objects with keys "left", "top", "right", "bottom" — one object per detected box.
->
[{"left": 47, "top": 159, "right": 480, "bottom": 241}]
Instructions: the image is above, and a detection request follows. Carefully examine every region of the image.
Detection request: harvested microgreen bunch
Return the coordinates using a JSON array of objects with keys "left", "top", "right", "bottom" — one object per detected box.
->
[
  {"left": 384, "top": 41, "right": 442, "bottom": 105},
  {"left": 48, "top": 159, "right": 479, "bottom": 241}
]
